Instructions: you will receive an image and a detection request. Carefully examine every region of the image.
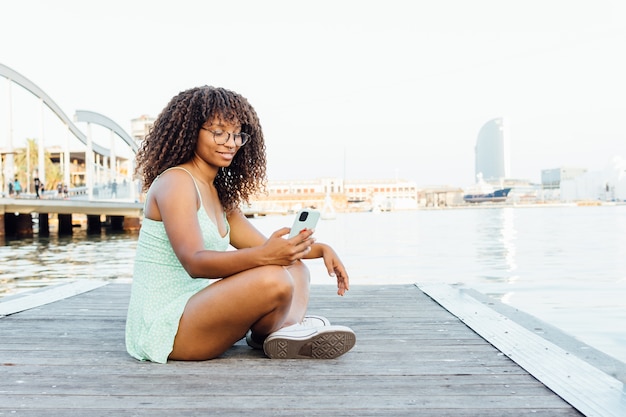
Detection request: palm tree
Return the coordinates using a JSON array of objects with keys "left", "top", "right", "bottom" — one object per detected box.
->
[{"left": 13, "top": 138, "right": 62, "bottom": 193}]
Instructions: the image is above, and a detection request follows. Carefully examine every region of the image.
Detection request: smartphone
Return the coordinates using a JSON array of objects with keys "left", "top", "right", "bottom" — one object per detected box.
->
[{"left": 288, "top": 209, "right": 320, "bottom": 238}]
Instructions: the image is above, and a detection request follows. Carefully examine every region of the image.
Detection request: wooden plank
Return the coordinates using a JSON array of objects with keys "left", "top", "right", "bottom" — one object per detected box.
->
[
  {"left": 0, "top": 280, "right": 109, "bottom": 317},
  {"left": 0, "top": 372, "right": 563, "bottom": 397},
  {"left": 419, "top": 283, "right": 625, "bottom": 417},
  {"left": 0, "top": 394, "right": 578, "bottom": 411}
]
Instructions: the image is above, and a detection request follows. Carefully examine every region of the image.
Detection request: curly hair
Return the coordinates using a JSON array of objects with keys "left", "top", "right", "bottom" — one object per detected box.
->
[{"left": 135, "top": 86, "right": 267, "bottom": 212}]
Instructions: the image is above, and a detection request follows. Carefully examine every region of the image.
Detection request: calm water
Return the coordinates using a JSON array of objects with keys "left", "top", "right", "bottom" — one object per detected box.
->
[{"left": 1, "top": 205, "right": 625, "bottom": 363}]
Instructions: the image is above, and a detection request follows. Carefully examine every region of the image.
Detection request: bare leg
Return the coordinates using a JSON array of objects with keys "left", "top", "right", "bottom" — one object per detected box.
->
[
  {"left": 278, "top": 261, "right": 310, "bottom": 327},
  {"left": 169, "top": 262, "right": 311, "bottom": 361}
]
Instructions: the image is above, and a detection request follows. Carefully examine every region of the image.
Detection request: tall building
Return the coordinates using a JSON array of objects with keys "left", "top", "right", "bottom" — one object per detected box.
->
[
  {"left": 474, "top": 117, "right": 510, "bottom": 183},
  {"left": 131, "top": 115, "right": 155, "bottom": 145}
]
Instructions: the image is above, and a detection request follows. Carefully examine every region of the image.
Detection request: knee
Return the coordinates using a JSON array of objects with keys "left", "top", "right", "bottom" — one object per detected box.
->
[
  {"left": 285, "top": 260, "right": 310, "bottom": 284},
  {"left": 256, "top": 266, "right": 294, "bottom": 305}
]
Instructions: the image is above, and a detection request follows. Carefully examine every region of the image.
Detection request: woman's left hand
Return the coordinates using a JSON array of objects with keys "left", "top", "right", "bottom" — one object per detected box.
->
[{"left": 320, "top": 245, "right": 350, "bottom": 296}]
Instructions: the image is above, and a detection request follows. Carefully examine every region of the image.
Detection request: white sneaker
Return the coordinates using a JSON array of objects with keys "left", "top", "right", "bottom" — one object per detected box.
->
[
  {"left": 302, "top": 314, "right": 331, "bottom": 327},
  {"left": 263, "top": 324, "right": 356, "bottom": 359},
  {"left": 246, "top": 315, "right": 330, "bottom": 350}
]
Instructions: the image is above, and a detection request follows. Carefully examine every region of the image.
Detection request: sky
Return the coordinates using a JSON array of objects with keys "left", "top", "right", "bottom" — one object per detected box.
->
[{"left": 1, "top": 0, "right": 625, "bottom": 187}]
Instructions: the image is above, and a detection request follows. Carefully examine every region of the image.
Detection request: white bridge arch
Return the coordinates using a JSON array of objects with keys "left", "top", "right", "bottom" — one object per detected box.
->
[{"left": 0, "top": 63, "right": 138, "bottom": 200}]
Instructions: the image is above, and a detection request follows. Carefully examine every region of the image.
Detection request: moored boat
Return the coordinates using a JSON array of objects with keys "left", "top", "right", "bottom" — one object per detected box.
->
[
  {"left": 463, "top": 173, "right": 512, "bottom": 203},
  {"left": 463, "top": 187, "right": 512, "bottom": 203}
]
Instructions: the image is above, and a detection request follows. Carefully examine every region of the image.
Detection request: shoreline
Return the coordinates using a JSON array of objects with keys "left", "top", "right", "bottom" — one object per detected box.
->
[
  {"left": 245, "top": 200, "right": 626, "bottom": 217},
  {"left": 414, "top": 200, "right": 625, "bottom": 211}
]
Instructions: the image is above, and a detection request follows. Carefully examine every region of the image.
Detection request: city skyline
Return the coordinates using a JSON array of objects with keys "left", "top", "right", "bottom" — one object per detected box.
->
[{"left": 1, "top": 0, "right": 625, "bottom": 187}]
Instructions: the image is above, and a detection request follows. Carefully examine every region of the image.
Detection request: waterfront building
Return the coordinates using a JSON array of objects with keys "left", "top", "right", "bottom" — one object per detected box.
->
[
  {"left": 344, "top": 179, "right": 419, "bottom": 211},
  {"left": 249, "top": 177, "right": 420, "bottom": 213},
  {"left": 540, "top": 167, "right": 587, "bottom": 201},
  {"left": 541, "top": 167, "right": 588, "bottom": 189},
  {"left": 475, "top": 117, "right": 510, "bottom": 183},
  {"left": 559, "top": 156, "right": 626, "bottom": 202},
  {"left": 418, "top": 186, "right": 464, "bottom": 207}
]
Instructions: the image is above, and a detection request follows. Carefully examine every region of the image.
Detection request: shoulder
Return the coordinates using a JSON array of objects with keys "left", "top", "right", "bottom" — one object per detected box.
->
[
  {"left": 152, "top": 168, "right": 196, "bottom": 192},
  {"left": 145, "top": 168, "right": 199, "bottom": 220}
]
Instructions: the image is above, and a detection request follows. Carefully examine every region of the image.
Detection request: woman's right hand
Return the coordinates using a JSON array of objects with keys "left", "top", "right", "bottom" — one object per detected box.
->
[{"left": 260, "top": 227, "right": 316, "bottom": 265}]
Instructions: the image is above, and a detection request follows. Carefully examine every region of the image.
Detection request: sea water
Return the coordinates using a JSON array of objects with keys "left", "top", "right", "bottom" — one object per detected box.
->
[{"left": 1, "top": 204, "right": 625, "bottom": 363}]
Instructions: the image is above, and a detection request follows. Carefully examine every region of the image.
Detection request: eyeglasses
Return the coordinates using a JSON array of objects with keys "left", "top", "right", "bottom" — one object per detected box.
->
[{"left": 201, "top": 127, "right": 250, "bottom": 146}]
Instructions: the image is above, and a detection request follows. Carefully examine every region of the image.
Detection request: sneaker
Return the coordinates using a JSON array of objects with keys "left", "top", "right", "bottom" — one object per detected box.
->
[
  {"left": 263, "top": 324, "right": 356, "bottom": 359},
  {"left": 245, "top": 330, "right": 264, "bottom": 350},
  {"left": 302, "top": 314, "right": 331, "bottom": 327},
  {"left": 246, "top": 315, "right": 330, "bottom": 350}
]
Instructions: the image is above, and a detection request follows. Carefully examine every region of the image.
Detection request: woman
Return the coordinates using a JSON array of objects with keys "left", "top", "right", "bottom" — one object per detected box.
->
[{"left": 125, "top": 86, "right": 355, "bottom": 363}]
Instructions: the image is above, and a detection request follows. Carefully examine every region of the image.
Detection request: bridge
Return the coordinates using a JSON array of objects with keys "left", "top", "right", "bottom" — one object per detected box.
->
[{"left": 0, "top": 63, "right": 143, "bottom": 237}]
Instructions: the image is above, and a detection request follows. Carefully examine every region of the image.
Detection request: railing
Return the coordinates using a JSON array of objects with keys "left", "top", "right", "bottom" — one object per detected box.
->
[{"left": 2, "top": 180, "right": 141, "bottom": 202}]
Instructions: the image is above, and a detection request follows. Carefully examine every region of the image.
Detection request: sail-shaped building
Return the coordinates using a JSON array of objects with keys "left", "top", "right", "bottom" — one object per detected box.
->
[{"left": 474, "top": 117, "right": 510, "bottom": 183}]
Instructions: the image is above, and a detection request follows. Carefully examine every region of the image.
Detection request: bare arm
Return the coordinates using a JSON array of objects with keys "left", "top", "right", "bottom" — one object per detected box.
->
[{"left": 306, "top": 242, "right": 350, "bottom": 296}]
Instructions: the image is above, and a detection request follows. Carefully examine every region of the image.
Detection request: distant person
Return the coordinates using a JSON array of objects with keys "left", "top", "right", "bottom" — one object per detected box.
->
[
  {"left": 13, "top": 178, "right": 22, "bottom": 197},
  {"left": 57, "top": 183, "right": 63, "bottom": 198},
  {"left": 8, "top": 181, "right": 14, "bottom": 197},
  {"left": 111, "top": 179, "right": 117, "bottom": 198},
  {"left": 34, "top": 177, "right": 41, "bottom": 198},
  {"left": 125, "top": 86, "right": 355, "bottom": 363},
  {"left": 62, "top": 184, "right": 68, "bottom": 199}
]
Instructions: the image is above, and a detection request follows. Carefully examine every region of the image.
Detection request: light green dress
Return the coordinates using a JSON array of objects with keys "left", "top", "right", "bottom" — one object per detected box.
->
[{"left": 125, "top": 168, "right": 230, "bottom": 363}]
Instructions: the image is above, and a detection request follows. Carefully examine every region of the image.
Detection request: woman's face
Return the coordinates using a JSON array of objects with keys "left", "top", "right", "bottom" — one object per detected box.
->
[{"left": 195, "top": 117, "right": 245, "bottom": 168}]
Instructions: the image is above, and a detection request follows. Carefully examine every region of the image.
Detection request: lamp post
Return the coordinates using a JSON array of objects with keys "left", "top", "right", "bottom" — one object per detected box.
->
[
  {"left": 2, "top": 78, "right": 15, "bottom": 197},
  {"left": 0, "top": 151, "right": 17, "bottom": 197}
]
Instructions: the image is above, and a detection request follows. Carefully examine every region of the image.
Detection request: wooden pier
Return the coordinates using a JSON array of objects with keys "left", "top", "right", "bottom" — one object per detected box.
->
[
  {"left": 0, "top": 197, "right": 143, "bottom": 236},
  {"left": 0, "top": 282, "right": 624, "bottom": 416}
]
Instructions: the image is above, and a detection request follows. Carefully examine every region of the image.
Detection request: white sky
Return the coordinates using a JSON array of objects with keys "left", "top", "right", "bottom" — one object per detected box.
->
[{"left": 1, "top": 0, "right": 625, "bottom": 187}]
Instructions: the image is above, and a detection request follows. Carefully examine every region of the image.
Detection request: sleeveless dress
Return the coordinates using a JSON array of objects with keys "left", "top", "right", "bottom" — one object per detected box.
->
[{"left": 125, "top": 168, "right": 230, "bottom": 363}]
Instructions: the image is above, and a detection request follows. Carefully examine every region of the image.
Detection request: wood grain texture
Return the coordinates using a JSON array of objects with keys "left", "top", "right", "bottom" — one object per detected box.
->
[{"left": 0, "top": 283, "right": 583, "bottom": 416}]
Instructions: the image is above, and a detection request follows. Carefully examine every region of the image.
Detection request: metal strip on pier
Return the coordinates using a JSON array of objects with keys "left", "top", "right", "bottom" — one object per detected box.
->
[
  {"left": 419, "top": 283, "right": 626, "bottom": 417},
  {"left": 0, "top": 280, "right": 109, "bottom": 317}
]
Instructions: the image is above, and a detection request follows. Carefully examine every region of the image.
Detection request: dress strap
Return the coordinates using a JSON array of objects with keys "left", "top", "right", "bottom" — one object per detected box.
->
[{"left": 160, "top": 167, "right": 203, "bottom": 205}]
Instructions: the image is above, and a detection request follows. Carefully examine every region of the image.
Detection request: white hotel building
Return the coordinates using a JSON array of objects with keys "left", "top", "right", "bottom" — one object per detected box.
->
[{"left": 250, "top": 177, "right": 421, "bottom": 213}]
